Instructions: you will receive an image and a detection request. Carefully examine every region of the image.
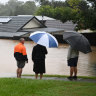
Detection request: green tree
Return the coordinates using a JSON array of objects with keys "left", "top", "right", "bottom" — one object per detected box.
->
[
  {"left": 0, "top": 0, "right": 23, "bottom": 16},
  {"left": 35, "top": 0, "right": 49, "bottom": 6},
  {"left": 65, "top": 0, "right": 95, "bottom": 31},
  {"left": 86, "top": 0, "right": 96, "bottom": 30},
  {"left": 35, "top": 0, "right": 68, "bottom": 7},
  {"left": 36, "top": 5, "right": 73, "bottom": 22},
  {"left": 15, "top": 1, "right": 37, "bottom": 15},
  {"left": 54, "top": 7, "right": 73, "bottom": 22},
  {"left": 0, "top": 0, "right": 37, "bottom": 16},
  {"left": 35, "top": 5, "right": 54, "bottom": 17},
  {"left": 7, "top": 0, "right": 23, "bottom": 15}
]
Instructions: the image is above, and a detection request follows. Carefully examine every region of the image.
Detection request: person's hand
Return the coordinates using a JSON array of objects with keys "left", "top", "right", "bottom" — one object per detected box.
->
[
  {"left": 25, "top": 60, "right": 28, "bottom": 63},
  {"left": 27, "top": 60, "right": 28, "bottom": 63}
]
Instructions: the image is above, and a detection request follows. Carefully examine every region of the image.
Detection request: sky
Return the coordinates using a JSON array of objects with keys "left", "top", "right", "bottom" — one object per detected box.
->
[{"left": 0, "top": 0, "right": 65, "bottom": 4}]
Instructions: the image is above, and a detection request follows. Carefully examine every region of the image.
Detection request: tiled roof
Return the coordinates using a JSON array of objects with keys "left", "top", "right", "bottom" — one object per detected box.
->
[
  {"left": 36, "top": 16, "right": 56, "bottom": 21},
  {"left": 45, "top": 20, "right": 76, "bottom": 31},
  {"left": 0, "top": 16, "right": 34, "bottom": 32},
  {"left": 21, "top": 27, "right": 64, "bottom": 33},
  {"left": 0, "top": 16, "right": 76, "bottom": 38}
]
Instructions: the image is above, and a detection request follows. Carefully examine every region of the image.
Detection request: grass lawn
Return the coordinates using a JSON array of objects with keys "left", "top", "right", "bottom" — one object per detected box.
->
[{"left": 0, "top": 78, "right": 96, "bottom": 96}]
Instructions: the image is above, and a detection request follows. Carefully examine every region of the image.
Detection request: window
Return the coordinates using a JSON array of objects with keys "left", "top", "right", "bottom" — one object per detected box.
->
[{"left": 0, "top": 18, "right": 12, "bottom": 23}]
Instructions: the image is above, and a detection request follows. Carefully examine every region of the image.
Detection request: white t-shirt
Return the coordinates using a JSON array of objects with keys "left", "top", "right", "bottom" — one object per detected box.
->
[{"left": 67, "top": 46, "right": 79, "bottom": 60}]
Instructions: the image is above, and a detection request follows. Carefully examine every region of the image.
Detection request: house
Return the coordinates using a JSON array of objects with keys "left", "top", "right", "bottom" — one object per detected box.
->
[
  {"left": 0, "top": 15, "right": 95, "bottom": 45},
  {"left": 0, "top": 15, "right": 64, "bottom": 39},
  {"left": 36, "top": 16, "right": 76, "bottom": 32}
]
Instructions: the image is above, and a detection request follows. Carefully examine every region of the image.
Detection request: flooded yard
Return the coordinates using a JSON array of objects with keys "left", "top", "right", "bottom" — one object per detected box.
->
[{"left": 0, "top": 39, "right": 96, "bottom": 76}]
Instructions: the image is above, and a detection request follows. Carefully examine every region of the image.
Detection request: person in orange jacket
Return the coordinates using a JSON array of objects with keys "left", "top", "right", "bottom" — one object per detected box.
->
[{"left": 14, "top": 38, "right": 28, "bottom": 78}]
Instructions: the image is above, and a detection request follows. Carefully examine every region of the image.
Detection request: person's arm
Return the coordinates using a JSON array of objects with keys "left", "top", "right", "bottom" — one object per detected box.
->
[
  {"left": 32, "top": 47, "right": 36, "bottom": 61},
  {"left": 44, "top": 47, "right": 48, "bottom": 54},
  {"left": 22, "top": 46, "right": 28, "bottom": 63},
  {"left": 67, "top": 46, "right": 72, "bottom": 60}
]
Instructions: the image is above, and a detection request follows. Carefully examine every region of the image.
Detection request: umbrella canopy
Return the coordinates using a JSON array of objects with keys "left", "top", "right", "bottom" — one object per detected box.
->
[
  {"left": 29, "top": 31, "right": 58, "bottom": 48},
  {"left": 63, "top": 32, "right": 92, "bottom": 54}
]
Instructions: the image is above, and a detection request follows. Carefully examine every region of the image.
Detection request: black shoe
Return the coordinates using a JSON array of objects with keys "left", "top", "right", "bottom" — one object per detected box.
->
[
  {"left": 67, "top": 76, "right": 73, "bottom": 80},
  {"left": 73, "top": 76, "right": 77, "bottom": 80}
]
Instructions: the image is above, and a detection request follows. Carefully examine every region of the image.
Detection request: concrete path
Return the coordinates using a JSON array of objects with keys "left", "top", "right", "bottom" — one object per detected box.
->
[
  {"left": 21, "top": 76, "right": 96, "bottom": 83},
  {"left": 0, "top": 73, "right": 96, "bottom": 83}
]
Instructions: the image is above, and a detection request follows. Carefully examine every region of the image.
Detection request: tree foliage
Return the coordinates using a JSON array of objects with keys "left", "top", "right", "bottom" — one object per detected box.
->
[
  {"left": 35, "top": 0, "right": 68, "bottom": 7},
  {"left": 15, "top": 1, "right": 37, "bottom": 15},
  {"left": 0, "top": 0, "right": 37, "bottom": 16},
  {"left": 36, "top": 0, "right": 96, "bottom": 31},
  {"left": 36, "top": 5, "right": 76, "bottom": 24}
]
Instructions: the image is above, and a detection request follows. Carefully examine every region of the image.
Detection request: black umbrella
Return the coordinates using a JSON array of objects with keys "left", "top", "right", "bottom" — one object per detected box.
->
[{"left": 63, "top": 32, "right": 92, "bottom": 54}]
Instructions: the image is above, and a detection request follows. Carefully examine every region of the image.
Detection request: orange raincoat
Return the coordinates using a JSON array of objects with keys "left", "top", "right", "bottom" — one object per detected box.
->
[{"left": 14, "top": 43, "right": 28, "bottom": 61}]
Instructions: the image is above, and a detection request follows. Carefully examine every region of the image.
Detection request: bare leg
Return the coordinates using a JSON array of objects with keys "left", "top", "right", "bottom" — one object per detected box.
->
[
  {"left": 35, "top": 73, "right": 38, "bottom": 79},
  {"left": 67, "top": 67, "right": 74, "bottom": 80},
  {"left": 17, "top": 68, "right": 22, "bottom": 78},
  {"left": 17, "top": 68, "right": 19, "bottom": 78},
  {"left": 74, "top": 67, "right": 77, "bottom": 76},
  {"left": 19, "top": 68, "right": 22, "bottom": 78},
  {"left": 70, "top": 67, "right": 74, "bottom": 77},
  {"left": 40, "top": 73, "right": 43, "bottom": 79}
]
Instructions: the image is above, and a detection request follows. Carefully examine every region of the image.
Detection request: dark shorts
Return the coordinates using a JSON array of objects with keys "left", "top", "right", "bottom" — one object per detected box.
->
[
  {"left": 68, "top": 57, "right": 78, "bottom": 67},
  {"left": 17, "top": 61, "right": 25, "bottom": 68},
  {"left": 33, "top": 59, "right": 45, "bottom": 74}
]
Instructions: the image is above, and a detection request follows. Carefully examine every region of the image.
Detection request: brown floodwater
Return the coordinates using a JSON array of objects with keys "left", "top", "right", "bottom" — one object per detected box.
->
[{"left": 0, "top": 39, "right": 96, "bottom": 76}]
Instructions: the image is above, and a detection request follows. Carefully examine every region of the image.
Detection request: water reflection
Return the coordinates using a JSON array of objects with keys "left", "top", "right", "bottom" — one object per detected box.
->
[{"left": 0, "top": 39, "right": 96, "bottom": 76}]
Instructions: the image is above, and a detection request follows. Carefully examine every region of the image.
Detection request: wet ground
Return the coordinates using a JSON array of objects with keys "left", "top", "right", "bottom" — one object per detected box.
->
[
  {"left": 0, "top": 39, "right": 96, "bottom": 77},
  {"left": 21, "top": 76, "right": 96, "bottom": 83}
]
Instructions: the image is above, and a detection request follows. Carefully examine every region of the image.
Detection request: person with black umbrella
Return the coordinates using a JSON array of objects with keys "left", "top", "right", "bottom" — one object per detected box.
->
[
  {"left": 67, "top": 45, "right": 79, "bottom": 80},
  {"left": 63, "top": 32, "right": 92, "bottom": 80}
]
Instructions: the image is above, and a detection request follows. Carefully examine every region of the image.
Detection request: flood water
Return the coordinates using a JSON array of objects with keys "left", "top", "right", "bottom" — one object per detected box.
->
[{"left": 0, "top": 39, "right": 96, "bottom": 76}]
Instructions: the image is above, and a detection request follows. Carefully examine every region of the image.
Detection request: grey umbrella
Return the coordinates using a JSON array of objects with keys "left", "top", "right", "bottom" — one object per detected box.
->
[{"left": 63, "top": 32, "right": 92, "bottom": 54}]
